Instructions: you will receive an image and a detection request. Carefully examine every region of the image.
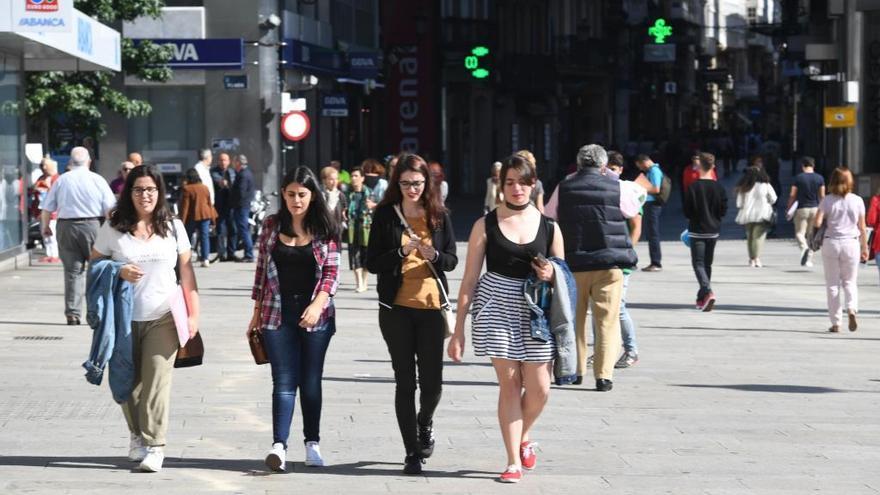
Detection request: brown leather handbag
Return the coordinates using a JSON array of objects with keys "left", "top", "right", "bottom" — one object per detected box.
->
[
  {"left": 175, "top": 332, "right": 204, "bottom": 368},
  {"left": 248, "top": 330, "right": 269, "bottom": 365}
]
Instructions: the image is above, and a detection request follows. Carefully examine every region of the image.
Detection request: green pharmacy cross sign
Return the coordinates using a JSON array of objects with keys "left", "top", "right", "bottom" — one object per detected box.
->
[
  {"left": 464, "top": 46, "right": 490, "bottom": 79},
  {"left": 648, "top": 18, "right": 672, "bottom": 44}
]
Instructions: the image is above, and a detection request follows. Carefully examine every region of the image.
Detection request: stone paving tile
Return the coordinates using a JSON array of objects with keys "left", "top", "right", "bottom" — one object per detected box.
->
[{"left": 1, "top": 240, "right": 879, "bottom": 494}]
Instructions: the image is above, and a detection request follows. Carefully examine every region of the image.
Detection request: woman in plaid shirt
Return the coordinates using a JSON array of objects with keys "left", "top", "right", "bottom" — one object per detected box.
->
[{"left": 248, "top": 167, "right": 340, "bottom": 472}]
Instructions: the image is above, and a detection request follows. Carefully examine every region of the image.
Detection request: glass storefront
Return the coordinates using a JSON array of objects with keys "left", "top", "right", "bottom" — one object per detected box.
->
[
  {"left": 127, "top": 86, "right": 205, "bottom": 152},
  {"left": 0, "top": 53, "right": 23, "bottom": 253}
]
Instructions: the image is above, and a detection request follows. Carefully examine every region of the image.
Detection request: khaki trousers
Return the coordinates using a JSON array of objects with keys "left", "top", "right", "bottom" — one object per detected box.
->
[
  {"left": 573, "top": 269, "right": 623, "bottom": 380},
  {"left": 793, "top": 207, "right": 818, "bottom": 252},
  {"left": 121, "top": 312, "right": 179, "bottom": 446}
]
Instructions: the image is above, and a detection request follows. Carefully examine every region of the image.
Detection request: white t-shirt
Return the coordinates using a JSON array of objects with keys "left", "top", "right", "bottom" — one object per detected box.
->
[
  {"left": 93, "top": 219, "right": 191, "bottom": 321},
  {"left": 819, "top": 193, "right": 865, "bottom": 239}
]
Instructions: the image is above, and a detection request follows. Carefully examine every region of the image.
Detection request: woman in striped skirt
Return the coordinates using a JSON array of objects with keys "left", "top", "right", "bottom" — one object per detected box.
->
[{"left": 448, "top": 154, "right": 565, "bottom": 483}]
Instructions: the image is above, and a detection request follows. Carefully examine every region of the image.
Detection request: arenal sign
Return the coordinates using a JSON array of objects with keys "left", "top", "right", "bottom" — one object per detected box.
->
[
  {"left": 14, "top": 0, "right": 73, "bottom": 32},
  {"left": 137, "top": 39, "right": 244, "bottom": 69}
]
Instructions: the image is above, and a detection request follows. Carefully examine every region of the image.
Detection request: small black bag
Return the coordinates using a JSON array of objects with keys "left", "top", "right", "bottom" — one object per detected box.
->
[{"left": 170, "top": 223, "right": 204, "bottom": 368}]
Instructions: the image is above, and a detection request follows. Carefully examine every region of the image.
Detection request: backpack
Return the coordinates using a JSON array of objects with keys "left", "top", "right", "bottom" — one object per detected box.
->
[{"left": 656, "top": 173, "right": 672, "bottom": 205}]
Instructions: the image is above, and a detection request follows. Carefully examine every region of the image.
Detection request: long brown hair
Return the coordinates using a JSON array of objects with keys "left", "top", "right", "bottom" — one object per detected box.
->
[
  {"left": 828, "top": 166, "right": 853, "bottom": 196},
  {"left": 380, "top": 153, "right": 447, "bottom": 230},
  {"left": 110, "top": 165, "right": 174, "bottom": 237}
]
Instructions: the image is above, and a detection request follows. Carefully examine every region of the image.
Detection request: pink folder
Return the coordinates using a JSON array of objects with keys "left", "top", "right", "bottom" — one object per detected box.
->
[{"left": 169, "top": 285, "right": 190, "bottom": 347}]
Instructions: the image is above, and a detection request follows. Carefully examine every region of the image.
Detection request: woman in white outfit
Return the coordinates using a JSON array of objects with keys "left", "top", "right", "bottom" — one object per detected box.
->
[
  {"left": 814, "top": 167, "right": 869, "bottom": 332},
  {"left": 735, "top": 166, "right": 777, "bottom": 267}
]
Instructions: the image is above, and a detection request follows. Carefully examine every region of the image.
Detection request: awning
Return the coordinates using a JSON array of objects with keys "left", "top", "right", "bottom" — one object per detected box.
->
[{"left": 0, "top": 0, "right": 121, "bottom": 72}]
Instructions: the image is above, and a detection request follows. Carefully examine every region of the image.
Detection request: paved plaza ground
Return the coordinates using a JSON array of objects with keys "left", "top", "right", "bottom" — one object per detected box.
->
[{"left": 1, "top": 233, "right": 879, "bottom": 494}]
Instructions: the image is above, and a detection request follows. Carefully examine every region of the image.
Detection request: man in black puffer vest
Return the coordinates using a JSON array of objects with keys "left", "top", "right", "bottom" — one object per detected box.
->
[{"left": 557, "top": 144, "right": 640, "bottom": 392}]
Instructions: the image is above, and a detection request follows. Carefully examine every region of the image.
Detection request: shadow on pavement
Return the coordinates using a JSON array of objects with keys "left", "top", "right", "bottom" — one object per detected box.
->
[
  {"left": 674, "top": 384, "right": 847, "bottom": 394},
  {"left": 0, "top": 456, "right": 496, "bottom": 478},
  {"left": 323, "top": 376, "right": 497, "bottom": 387},
  {"left": 0, "top": 320, "right": 72, "bottom": 327}
]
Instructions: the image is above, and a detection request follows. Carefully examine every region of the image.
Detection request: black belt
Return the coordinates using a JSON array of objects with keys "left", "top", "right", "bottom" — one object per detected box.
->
[{"left": 58, "top": 217, "right": 102, "bottom": 222}]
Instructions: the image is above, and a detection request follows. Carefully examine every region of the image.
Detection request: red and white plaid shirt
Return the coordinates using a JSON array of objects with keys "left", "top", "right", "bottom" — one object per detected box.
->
[{"left": 251, "top": 215, "right": 340, "bottom": 331}]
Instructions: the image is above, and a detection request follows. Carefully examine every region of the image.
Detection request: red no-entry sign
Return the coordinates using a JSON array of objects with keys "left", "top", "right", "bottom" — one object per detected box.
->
[{"left": 281, "top": 111, "right": 311, "bottom": 141}]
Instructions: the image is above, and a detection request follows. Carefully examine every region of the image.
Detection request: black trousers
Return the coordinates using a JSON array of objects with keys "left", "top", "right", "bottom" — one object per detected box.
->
[
  {"left": 379, "top": 305, "right": 446, "bottom": 455},
  {"left": 690, "top": 237, "right": 717, "bottom": 299}
]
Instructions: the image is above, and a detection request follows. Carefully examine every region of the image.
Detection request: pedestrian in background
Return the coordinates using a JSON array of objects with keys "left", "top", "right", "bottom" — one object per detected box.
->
[
  {"left": 867, "top": 188, "right": 880, "bottom": 284},
  {"left": 636, "top": 154, "right": 665, "bottom": 272},
  {"left": 320, "top": 165, "right": 348, "bottom": 240},
  {"left": 179, "top": 168, "right": 217, "bottom": 267},
  {"left": 606, "top": 152, "right": 645, "bottom": 368},
  {"left": 683, "top": 152, "right": 728, "bottom": 311},
  {"left": 40, "top": 147, "right": 116, "bottom": 325},
  {"left": 735, "top": 166, "right": 777, "bottom": 267},
  {"left": 127, "top": 152, "right": 143, "bottom": 167},
  {"left": 346, "top": 167, "right": 373, "bottom": 292},
  {"left": 33, "top": 157, "right": 60, "bottom": 263},
  {"left": 231, "top": 154, "right": 256, "bottom": 262},
  {"left": 815, "top": 167, "right": 868, "bottom": 332},
  {"left": 210, "top": 152, "right": 237, "bottom": 262},
  {"left": 192, "top": 148, "right": 215, "bottom": 206},
  {"left": 362, "top": 158, "right": 388, "bottom": 203},
  {"left": 91, "top": 165, "right": 200, "bottom": 473},
  {"left": 428, "top": 161, "right": 449, "bottom": 204},
  {"left": 484, "top": 161, "right": 502, "bottom": 214},
  {"left": 248, "top": 167, "right": 340, "bottom": 472},
  {"left": 787, "top": 156, "right": 825, "bottom": 267},
  {"left": 329, "top": 160, "right": 350, "bottom": 193},
  {"left": 367, "top": 154, "right": 457, "bottom": 476},
  {"left": 449, "top": 153, "right": 560, "bottom": 483},
  {"left": 110, "top": 161, "right": 135, "bottom": 199}
]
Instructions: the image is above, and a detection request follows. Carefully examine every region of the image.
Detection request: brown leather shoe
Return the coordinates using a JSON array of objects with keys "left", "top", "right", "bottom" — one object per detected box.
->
[
  {"left": 828, "top": 325, "right": 840, "bottom": 333},
  {"left": 848, "top": 311, "right": 858, "bottom": 332}
]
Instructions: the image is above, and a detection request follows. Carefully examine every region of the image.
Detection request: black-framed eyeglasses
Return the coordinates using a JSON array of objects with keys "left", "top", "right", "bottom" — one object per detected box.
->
[
  {"left": 399, "top": 180, "right": 425, "bottom": 189},
  {"left": 132, "top": 187, "right": 159, "bottom": 196}
]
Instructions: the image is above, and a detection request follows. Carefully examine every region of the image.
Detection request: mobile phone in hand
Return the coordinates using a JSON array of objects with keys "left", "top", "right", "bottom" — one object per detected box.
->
[{"left": 533, "top": 252, "right": 549, "bottom": 266}]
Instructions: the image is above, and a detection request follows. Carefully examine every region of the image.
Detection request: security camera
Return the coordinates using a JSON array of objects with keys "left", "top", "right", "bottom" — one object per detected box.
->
[{"left": 261, "top": 14, "right": 282, "bottom": 29}]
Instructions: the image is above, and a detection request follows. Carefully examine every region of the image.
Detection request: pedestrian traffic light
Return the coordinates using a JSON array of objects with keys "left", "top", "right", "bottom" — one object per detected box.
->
[{"left": 464, "top": 45, "right": 490, "bottom": 79}]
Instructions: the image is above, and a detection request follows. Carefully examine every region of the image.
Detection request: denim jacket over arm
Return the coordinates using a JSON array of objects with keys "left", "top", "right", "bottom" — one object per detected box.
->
[
  {"left": 523, "top": 257, "right": 578, "bottom": 384},
  {"left": 83, "top": 259, "right": 135, "bottom": 404}
]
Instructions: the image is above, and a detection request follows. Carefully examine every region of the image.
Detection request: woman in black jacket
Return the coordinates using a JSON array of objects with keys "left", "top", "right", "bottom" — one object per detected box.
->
[{"left": 366, "top": 154, "right": 457, "bottom": 475}]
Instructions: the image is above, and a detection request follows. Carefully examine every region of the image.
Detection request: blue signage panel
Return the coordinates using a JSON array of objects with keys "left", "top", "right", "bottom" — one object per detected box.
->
[
  {"left": 138, "top": 38, "right": 244, "bottom": 69},
  {"left": 321, "top": 94, "right": 349, "bottom": 117},
  {"left": 283, "top": 39, "right": 346, "bottom": 76},
  {"left": 348, "top": 52, "right": 380, "bottom": 79}
]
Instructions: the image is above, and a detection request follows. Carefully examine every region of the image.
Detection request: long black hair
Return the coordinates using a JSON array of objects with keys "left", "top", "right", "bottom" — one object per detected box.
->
[
  {"left": 278, "top": 166, "right": 337, "bottom": 240},
  {"left": 110, "top": 165, "right": 174, "bottom": 237},
  {"left": 735, "top": 165, "right": 770, "bottom": 194}
]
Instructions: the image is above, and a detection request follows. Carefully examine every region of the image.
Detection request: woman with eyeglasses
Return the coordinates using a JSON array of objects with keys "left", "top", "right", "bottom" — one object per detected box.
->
[
  {"left": 366, "top": 154, "right": 457, "bottom": 475},
  {"left": 90, "top": 165, "right": 200, "bottom": 473}
]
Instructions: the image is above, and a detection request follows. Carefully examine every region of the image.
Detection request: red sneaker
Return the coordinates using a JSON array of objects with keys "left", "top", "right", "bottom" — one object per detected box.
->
[
  {"left": 498, "top": 465, "right": 522, "bottom": 483},
  {"left": 520, "top": 441, "right": 537, "bottom": 470}
]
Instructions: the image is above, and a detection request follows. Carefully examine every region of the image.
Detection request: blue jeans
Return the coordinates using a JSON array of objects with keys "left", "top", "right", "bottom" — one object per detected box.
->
[
  {"left": 262, "top": 296, "right": 334, "bottom": 448},
  {"left": 215, "top": 208, "right": 237, "bottom": 259},
  {"left": 644, "top": 202, "right": 663, "bottom": 266},
  {"left": 233, "top": 206, "right": 254, "bottom": 260},
  {"left": 620, "top": 273, "right": 637, "bottom": 353},
  {"left": 185, "top": 220, "right": 211, "bottom": 262}
]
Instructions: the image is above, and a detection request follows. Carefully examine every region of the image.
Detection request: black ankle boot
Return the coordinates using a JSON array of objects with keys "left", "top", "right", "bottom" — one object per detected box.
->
[
  {"left": 417, "top": 423, "right": 435, "bottom": 458},
  {"left": 403, "top": 454, "right": 423, "bottom": 475}
]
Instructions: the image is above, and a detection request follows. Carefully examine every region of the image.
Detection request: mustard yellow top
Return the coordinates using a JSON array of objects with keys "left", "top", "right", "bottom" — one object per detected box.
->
[{"left": 393, "top": 215, "right": 441, "bottom": 309}]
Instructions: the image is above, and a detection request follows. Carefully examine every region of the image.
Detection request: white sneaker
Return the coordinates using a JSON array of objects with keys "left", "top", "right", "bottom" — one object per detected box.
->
[
  {"left": 805, "top": 260, "right": 814, "bottom": 268},
  {"left": 128, "top": 433, "right": 147, "bottom": 462},
  {"left": 138, "top": 446, "right": 164, "bottom": 472},
  {"left": 755, "top": 259, "right": 763, "bottom": 268},
  {"left": 200, "top": 259, "right": 211, "bottom": 267},
  {"left": 304, "top": 441, "right": 324, "bottom": 467},
  {"left": 265, "top": 442, "right": 286, "bottom": 472}
]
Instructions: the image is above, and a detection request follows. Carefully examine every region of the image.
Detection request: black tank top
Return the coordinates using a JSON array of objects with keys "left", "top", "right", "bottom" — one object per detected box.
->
[{"left": 485, "top": 210, "right": 554, "bottom": 279}]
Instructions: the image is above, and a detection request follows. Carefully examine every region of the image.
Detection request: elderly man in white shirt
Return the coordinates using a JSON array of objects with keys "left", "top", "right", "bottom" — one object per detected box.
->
[
  {"left": 41, "top": 146, "right": 117, "bottom": 325},
  {"left": 193, "top": 148, "right": 215, "bottom": 205}
]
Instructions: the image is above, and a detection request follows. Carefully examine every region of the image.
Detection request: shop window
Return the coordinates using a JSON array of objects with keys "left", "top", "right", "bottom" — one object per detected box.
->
[
  {"left": 127, "top": 87, "right": 204, "bottom": 153},
  {"left": 0, "top": 54, "right": 23, "bottom": 252}
]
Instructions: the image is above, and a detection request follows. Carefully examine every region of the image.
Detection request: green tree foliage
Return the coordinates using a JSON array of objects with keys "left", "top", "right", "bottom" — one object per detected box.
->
[{"left": 25, "top": 0, "right": 172, "bottom": 137}]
